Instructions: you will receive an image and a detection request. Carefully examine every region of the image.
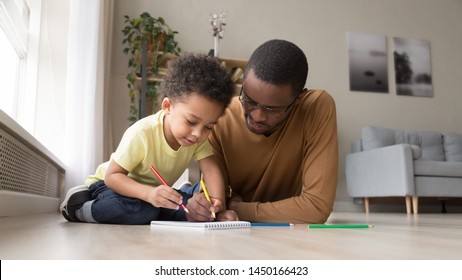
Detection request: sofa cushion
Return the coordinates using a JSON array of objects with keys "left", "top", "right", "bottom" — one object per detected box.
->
[
  {"left": 361, "top": 126, "right": 395, "bottom": 150},
  {"left": 408, "top": 131, "right": 445, "bottom": 161},
  {"left": 444, "top": 133, "right": 462, "bottom": 162},
  {"left": 362, "top": 126, "right": 408, "bottom": 150},
  {"left": 414, "top": 160, "right": 462, "bottom": 177}
]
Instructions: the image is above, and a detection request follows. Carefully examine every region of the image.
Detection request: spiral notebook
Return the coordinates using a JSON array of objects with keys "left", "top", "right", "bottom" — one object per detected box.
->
[{"left": 150, "top": 220, "right": 251, "bottom": 230}]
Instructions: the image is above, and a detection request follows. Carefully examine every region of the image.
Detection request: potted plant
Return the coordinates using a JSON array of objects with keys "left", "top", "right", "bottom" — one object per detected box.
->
[{"left": 122, "top": 12, "right": 181, "bottom": 122}]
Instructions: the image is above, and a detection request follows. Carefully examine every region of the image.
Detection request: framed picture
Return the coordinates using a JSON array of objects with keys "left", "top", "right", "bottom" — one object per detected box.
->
[
  {"left": 393, "top": 37, "right": 433, "bottom": 97},
  {"left": 348, "top": 32, "right": 389, "bottom": 93}
]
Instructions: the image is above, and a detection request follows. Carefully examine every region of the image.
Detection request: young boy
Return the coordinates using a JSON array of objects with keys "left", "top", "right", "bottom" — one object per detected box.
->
[{"left": 60, "top": 53, "right": 235, "bottom": 224}]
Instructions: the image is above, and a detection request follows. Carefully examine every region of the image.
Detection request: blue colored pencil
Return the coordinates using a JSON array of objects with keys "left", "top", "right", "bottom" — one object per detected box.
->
[{"left": 250, "top": 223, "right": 294, "bottom": 227}]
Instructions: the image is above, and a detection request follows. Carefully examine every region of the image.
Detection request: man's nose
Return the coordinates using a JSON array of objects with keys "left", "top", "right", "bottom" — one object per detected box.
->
[{"left": 250, "top": 107, "right": 267, "bottom": 122}]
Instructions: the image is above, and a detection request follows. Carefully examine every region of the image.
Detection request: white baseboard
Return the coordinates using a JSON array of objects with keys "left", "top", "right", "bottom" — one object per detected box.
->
[{"left": 0, "top": 190, "right": 59, "bottom": 217}]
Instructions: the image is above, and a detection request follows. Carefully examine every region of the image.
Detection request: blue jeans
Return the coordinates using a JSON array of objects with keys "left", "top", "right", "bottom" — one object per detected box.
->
[{"left": 88, "top": 181, "right": 200, "bottom": 225}]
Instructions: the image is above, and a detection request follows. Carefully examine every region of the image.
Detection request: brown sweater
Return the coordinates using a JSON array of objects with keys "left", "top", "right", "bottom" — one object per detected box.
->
[{"left": 209, "top": 89, "right": 338, "bottom": 223}]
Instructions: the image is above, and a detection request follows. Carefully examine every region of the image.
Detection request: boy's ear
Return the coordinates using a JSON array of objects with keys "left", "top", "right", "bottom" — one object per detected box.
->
[{"left": 161, "top": 97, "right": 172, "bottom": 113}]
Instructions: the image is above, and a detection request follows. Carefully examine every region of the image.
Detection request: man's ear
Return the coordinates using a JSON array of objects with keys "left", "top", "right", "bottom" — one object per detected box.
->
[{"left": 162, "top": 97, "right": 172, "bottom": 114}]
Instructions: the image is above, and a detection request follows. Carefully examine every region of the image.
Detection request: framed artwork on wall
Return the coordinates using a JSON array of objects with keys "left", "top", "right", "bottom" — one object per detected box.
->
[
  {"left": 348, "top": 32, "right": 389, "bottom": 93},
  {"left": 393, "top": 37, "right": 433, "bottom": 97}
]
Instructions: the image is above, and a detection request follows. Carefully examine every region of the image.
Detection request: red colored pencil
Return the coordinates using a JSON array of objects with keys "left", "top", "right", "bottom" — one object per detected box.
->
[{"left": 149, "top": 165, "right": 190, "bottom": 213}]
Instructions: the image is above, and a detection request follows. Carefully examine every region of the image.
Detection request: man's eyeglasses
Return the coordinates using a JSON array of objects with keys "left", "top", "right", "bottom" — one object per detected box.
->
[{"left": 239, "top": 87, "right": 298, "bottom": 118}]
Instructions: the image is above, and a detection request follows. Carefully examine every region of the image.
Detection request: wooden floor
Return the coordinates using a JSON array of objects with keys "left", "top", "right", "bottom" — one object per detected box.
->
[{"left": 1, "top": 211, "right": 461, "bottom": 259}]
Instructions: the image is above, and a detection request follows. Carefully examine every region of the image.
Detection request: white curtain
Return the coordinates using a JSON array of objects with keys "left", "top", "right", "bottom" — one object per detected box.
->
[{"left": 64, "top": 0, "right": 113, "bottom": 191}]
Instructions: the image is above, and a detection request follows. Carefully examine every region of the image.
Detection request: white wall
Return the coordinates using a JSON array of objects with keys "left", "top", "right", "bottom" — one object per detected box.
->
[{"left": 109, "top": 0, "right": 462, "bottom": 211}]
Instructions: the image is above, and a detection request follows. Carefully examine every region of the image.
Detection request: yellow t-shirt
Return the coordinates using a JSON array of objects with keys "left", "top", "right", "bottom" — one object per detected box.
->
[{"left": 86, "top": 110, "right": 213, "bottom": 186}]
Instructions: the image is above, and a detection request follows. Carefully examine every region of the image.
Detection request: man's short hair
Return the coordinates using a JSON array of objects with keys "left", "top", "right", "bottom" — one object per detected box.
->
[{"left": 244, "top": 39, "right": 308, "bottom": 95}]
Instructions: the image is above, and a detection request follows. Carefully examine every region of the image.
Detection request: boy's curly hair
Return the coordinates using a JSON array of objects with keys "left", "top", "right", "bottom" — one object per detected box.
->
[{"left": 160, "top": 53, "right": 235, "bottom": 108}]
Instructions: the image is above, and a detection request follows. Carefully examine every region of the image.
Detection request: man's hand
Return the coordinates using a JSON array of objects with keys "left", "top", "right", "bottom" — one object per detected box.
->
[
  {"left": 185, "top": 192, "right": 220, "bottom": 222},
  {"left": 228, "top": 193, "right": 243, "bottom": 211},
  {"left": 216, "top": 210, "right": 239, "bottom": 221}
]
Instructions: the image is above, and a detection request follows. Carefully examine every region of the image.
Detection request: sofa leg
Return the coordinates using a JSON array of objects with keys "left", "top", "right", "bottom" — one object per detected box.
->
[
  {"left": 441, "top": 200, "right": 447, "bottom": 213},
  {"left": 405, "top": 196, "right": 411, "bottom": 214},
  {"left": 364, "top": 197, "right": 369, "bottom": 213},
  {"left": 412, "top": 196, "right": 418, "bottom": 214}
]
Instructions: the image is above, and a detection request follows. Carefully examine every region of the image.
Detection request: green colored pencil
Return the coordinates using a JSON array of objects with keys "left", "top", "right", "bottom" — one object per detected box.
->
[{"left": 308, "top": 224, "right": 373, "bottom": 229}]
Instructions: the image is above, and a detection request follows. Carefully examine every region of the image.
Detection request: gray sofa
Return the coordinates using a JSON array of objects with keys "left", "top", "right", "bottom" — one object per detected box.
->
[{"left": 346, "top": 126, "right": 462, "bottom": 214}]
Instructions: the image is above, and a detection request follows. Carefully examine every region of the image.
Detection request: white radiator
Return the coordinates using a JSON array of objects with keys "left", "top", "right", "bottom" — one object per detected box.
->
[{"left": 0, "top": 110, "right": 65, "bottom": 217}]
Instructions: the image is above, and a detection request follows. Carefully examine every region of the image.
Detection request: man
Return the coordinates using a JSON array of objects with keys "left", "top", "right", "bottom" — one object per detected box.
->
[{"left": 188, "top": 39, "right": 338, "bottom": 224}]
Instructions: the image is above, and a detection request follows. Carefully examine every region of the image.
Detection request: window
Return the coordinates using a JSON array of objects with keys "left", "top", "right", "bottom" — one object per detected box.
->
[
  {"left": 0, "top": 0, "right": 40, "bottom": 133},
  {"left": 0, "top": 28, "right": 20, "bottom": 117}
]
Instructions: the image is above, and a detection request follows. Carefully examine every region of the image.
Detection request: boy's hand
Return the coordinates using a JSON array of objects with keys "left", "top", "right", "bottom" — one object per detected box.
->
[{"left": 146, "top": 185, "right": 183, "bottom": 210}]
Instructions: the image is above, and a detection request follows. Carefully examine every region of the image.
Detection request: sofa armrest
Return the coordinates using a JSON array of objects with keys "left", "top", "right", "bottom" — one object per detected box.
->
[{"left": 346, "top": 144, "right": 415, "bottom": 197}]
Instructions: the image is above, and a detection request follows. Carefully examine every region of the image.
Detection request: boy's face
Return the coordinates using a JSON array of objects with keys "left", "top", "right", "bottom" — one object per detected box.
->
[{"left": 162, "top": 93, "right": 224, "bottom": 150}]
